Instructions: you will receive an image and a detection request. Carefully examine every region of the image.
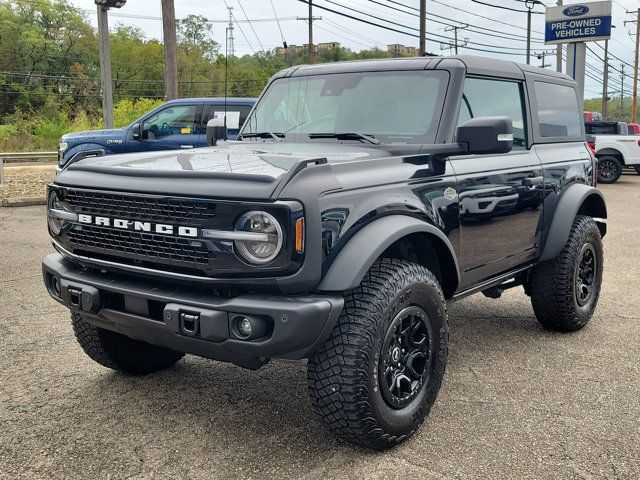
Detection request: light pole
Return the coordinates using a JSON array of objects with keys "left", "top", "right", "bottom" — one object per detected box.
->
[{"left": 94, "top": 0, "right": 127, "bottom": 129}]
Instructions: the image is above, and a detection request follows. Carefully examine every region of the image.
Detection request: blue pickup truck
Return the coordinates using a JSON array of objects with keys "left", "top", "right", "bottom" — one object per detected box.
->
[{"left": 58, "top": 97, "right": 255, "bottom": 167}]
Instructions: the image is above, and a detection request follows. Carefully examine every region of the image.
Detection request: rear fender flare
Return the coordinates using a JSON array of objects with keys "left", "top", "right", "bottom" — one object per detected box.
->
[
  {"left": 316, "top": 215, "right": 460, "bottom": 293},
  {"left": 540, "top": 183, "right": 607, "bottom": 262}
]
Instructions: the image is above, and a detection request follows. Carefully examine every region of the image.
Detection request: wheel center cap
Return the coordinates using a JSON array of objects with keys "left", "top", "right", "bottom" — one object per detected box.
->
[{"left": 391, "top": 347, "right": 401, "bottom": 363}]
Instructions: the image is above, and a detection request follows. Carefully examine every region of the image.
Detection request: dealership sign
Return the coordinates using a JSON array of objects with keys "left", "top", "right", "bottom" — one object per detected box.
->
[{"left": 545, "top": 1, "right": 612, "bottom": 44}]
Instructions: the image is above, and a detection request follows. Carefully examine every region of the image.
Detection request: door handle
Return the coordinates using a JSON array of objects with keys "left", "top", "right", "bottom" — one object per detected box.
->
[
  {"left": 522, "top": 176, "right": 544, "bottom": 186},
  {"left": 180, "top": 145, "right": 194, "bottom": 149}
]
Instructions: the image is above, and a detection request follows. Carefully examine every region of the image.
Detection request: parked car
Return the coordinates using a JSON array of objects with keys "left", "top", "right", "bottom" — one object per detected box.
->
[
  {"left": 583, "top": 111, "right": 603, "bottom": 122},
  {"left": 58, "top": 97, "right": 255, "bottom": 167},
  {"left": 585, "top": 121, "right": 640, "bottom": 182},
  {"left": 44, "top": 56, "right": 606, "bottom": 450},
  {"left": 628, "top": 123, "right": 640, "bottom": 135}
]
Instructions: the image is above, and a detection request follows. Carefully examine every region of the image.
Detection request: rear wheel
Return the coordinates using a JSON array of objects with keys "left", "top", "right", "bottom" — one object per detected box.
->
[
  {"left": 597, "top": 156, "right": 622, "bottom": 184},
  {"left": 529, "top": 216, "right": 603, "bottom": 332},
  {"left": 72, "top": 312, "right": 185, "bottom": 374},
  {"left": 307, "top": 258, "right": 448, "bottom": 450},
  {"left": 634, "top": 165, "right": 640, "bottom": 175}
]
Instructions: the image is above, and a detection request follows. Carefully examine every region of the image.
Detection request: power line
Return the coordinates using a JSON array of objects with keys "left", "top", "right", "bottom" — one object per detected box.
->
[
  {"left": 431, "top": 0, "right": 544, "bottom": 34},
  {"left": 304, "top": 0, "right": 535, "bottom": 56},
  {"left": 222, "top": 1, "right": 253, "bottom": 55},
  {"left": 236, "top": 0, "right": 265, "bottom": 52},
  {"left": 269, "top": 0, "right": 288, "bottom": 46},
  {"left": 318, "top": 0, "right": 533, "bottom": 53},
  {"left": 366, "top": 0, "right": 547, "bottom": 46},
  {"left": 469, "top": 0, "right": 544, "bottom": 14}
]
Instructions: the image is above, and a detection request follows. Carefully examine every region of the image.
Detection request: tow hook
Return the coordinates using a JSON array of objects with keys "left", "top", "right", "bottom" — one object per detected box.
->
[{"left": 179, "top": 311, "right": 201, "bottom": 337}]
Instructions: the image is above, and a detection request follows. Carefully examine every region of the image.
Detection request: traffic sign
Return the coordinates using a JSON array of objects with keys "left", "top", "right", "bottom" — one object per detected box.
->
[{"left": 545, "top": 1, "right": 612, "bottom": 45}]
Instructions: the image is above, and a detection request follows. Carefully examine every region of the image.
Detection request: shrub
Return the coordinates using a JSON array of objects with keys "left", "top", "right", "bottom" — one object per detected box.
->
[{"left": 114, "top": 98, "right": 164, "bottom": 128}]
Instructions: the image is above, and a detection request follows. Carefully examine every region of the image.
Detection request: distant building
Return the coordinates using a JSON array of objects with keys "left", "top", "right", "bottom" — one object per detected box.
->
[
  {"left": 388, "top": 44, "right": 418, "bottom": 56},
  {"left": 276, "top": 42, "right": 341, "bottom": 56}
]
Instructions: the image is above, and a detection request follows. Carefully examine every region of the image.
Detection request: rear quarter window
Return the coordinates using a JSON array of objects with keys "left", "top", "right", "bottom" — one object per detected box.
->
[{"left": 535, "top": 82, "right": 582, "bottom": 138}]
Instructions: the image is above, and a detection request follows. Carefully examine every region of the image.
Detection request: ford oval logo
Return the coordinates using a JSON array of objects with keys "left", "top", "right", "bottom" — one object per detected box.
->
[{"left": 563, "top": 5, "right": 589, "bottom": 16}]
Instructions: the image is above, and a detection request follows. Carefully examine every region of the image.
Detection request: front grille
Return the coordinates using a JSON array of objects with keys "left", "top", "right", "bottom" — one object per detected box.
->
[
  {"left": 64, "top": 189, "right": 218, "bottom": 226},
  {"left": 68, "top": 224, "right": 211, "bottom": 265},
  {"left": 55, "top": 187, "right": 297, "bottom": 278}
]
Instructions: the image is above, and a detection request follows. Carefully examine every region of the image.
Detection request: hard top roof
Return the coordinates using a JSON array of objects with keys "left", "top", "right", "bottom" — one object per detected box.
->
[
  {"left": 280, "top": 55, "right": 572, "bottom": 81},
  {"left": 165, "top": 97, "right": 256, "bottom": 104}
]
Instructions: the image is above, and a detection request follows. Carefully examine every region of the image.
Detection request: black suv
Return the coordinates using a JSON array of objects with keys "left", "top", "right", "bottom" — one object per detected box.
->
[{"left": 43, "top": 56, "right": 607, "bottom": 449}]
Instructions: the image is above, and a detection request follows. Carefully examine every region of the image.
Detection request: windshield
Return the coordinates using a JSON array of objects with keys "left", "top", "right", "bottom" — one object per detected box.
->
[{"left": 241, "top": 70, "right": 448, "bottom": 144}]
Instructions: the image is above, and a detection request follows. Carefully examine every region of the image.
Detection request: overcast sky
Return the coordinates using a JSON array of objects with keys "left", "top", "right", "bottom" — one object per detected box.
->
[{"left": 67, "top": 0, "right": 639, "bottom": 99}]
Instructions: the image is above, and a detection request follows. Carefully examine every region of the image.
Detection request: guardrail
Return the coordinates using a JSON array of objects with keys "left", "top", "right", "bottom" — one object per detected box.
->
[{"left": 0, "top": 152, "right": 57, "bottom": 184}]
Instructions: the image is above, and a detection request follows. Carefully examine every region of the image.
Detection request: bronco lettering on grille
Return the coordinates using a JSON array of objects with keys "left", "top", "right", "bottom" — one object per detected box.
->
[{"left": 77, "top": 214, "right": 198, "bottom": 238}]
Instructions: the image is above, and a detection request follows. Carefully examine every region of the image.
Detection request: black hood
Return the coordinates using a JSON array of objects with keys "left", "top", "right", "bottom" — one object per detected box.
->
[{"left": 53, "top": 141, "right": 391, "bottom": 200}]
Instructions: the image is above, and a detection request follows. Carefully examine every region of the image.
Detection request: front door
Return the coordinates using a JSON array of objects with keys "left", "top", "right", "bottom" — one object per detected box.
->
[
  {"left": 129, "top": 104, "right": 203, "bottom": 153},
  {"left": 451, "top": 77, "right": 544, "bottom": 289}
]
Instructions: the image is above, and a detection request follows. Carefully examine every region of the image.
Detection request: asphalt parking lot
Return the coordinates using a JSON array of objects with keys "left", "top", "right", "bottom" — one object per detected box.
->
[{"left": 1, "top": 174, "right": 639, "bottom": 480}]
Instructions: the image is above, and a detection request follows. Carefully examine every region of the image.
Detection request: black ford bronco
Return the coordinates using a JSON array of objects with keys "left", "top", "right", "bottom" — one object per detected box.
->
[{"left": 43, "top": 56, "right": 607, "bottom": 449}]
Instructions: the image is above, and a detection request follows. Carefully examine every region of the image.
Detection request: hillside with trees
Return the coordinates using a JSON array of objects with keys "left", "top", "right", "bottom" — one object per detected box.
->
[{"left": 0, "top": 0, "right": 622, "bottom": 152}]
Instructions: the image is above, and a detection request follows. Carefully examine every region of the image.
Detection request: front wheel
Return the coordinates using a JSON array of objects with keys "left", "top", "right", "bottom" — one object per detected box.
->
[
  {"left": 307, "top": 258, "right": 448, "bottom": 450},
  {"left": 634, "top": 165, "right": 640, "bottom": 175},
  {"left": 72, "top": 313, "right": 185, "bottom": 374},
  {"left": 529, "top": 216, "right": 603, "bottom": 332},
  {"left": 597, "top": 156, "right": 622, "bottom": 184}
]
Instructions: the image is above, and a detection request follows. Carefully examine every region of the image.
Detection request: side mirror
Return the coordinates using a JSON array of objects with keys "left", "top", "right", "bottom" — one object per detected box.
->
[
  {"left": 132, "top": 123, "right": 142, "bottom": 140},
  {"left": 456, "top": 116, "right": 514, "bottom": 155},
  {"left": 206, "top": 119, "right": 228, "bottom": 146}
]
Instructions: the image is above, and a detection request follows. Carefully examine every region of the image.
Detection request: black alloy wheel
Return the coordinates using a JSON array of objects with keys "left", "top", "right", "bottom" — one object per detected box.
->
[
  {"left": 379, "top": 306, "right": 433, "bottom": 409},
  {"left": 597, "top": 156, "right": 622, "bottom": 184},
  {"left": 575, "top": 243, "right": 597, "bottom": 307}
]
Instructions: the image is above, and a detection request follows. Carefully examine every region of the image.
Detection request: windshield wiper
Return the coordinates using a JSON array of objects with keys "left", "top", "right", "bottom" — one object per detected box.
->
[
  {"left": 308, "top": 132, "right": 381, "bottom": 145},
  {"left": 240, "top": 131, "right": 284, "bottom": 141}
]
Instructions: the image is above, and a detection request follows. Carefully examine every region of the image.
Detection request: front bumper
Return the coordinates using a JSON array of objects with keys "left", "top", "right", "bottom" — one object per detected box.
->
[{"left": 43, "top": 254, "right": 343, "bottom": 369}]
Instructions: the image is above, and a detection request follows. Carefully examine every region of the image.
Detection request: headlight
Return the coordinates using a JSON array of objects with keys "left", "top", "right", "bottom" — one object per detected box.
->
[
  {"left": 47, "top": 191, "right": 76, "bottom": 236},
  {"left": 233, "top": 211, "right": 283, "bottom": 264},
  {"left": 58, "top": 142, "right": 68, "bottom": 153}
]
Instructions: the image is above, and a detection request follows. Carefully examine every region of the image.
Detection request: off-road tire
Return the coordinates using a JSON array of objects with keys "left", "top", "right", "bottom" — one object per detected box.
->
[
  {"left": 597, "top": 156, "right": 622, "bottom": 184},
  {"left": 72, "top": 312, "right": 185, "bottom": 374},
  {"left": 529, "top": 215, "right": 603, "bottom": 332},
  {"left": 634, "top": 165, "right": 640, "bottom": 175},
  {"left": 307, "top": 258, "right": 448, "bottom": 450}
]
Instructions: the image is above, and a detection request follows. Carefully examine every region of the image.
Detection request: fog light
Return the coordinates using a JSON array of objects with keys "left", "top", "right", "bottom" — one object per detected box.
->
[
  {"left": 51, "top": 276, "right": 61, "bottom": 297},
  {"left": 231, "top": 314, "right": 269, "bottom": 341},
  {"left": 238, "top": 316, "right": 253, "bottom": 337}
]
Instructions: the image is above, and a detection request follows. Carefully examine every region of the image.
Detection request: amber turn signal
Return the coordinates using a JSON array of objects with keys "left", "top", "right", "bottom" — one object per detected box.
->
[{"left": 295, "top": 218, "right": 304, "bottom": 253}]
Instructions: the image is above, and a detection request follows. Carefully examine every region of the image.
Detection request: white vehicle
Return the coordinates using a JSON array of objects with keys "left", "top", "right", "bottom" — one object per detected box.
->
[{"left": 586, "top": 121, "right": 640, "bottom": 183}]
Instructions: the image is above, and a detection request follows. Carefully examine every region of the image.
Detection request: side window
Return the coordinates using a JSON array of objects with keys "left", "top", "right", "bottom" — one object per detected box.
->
[
  {"left": 203, "top": 105, "right": 253, "bottom": 132},
  {"left": 534, "top": 82, "right": 582, "bottom": 138},
  {"left": 457, "top": 77, "right": 527, "bottom": 150},
  {"left": 142, "top": 105, "right": 198, "bottom": 140}
]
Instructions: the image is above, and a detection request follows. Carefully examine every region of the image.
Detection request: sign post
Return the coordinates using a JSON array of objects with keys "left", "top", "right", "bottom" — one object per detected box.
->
[{"left": 545, "top": 1, "right": 612, "bottom": 102}]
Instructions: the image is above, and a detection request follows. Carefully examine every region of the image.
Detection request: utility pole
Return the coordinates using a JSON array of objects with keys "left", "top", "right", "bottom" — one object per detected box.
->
[
  {"left": 297, "top": 4, "right": 321, "bottom": 63},
  {"left": 621, "top": 64, "right": 626, "bottom": 121},
  {"left": 96, "top": 5, "right": 114, "bottom": 128},
  {"left": 95, "top": 0, "right": 127, "bottom": 128},
  {"left": 556, "top": 0, "right": 563, "bottom": 72},
  {"left": 161, "top": 0, "right": 178, "bottom": 100},
  {"left": 308, "top": 0, "right": 314, "bottom": 62},
  {"left": 534, "top": 51, "right": 554, "bottom": 68},
  {"left": 419, "top": 0, "right": 426, "bottom": 56},
  {"left": 624, "top": 9, "right": 640, "bottom": 123},
  {"left": 602, "top": 40, "right": 609, "bottom": 120},
  {"left": 444, "top": 25, "right": 468, "bottom": 55}
]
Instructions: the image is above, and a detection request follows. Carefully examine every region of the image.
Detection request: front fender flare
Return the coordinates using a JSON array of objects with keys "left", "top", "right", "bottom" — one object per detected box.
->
[
  {"left": 540, "top": 183, "right": 607, "bottom": 262},
  {"left": 316, "top": 215, "right": 460, "bottom": 292},
  {"left": 62, "top": 143, "right": 112, "bottom": 166}
]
